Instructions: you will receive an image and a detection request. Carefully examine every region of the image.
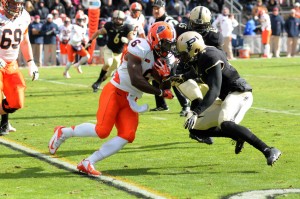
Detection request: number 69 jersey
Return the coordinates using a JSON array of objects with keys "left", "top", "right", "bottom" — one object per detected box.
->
[
  {"left": 110, "top": 38, "right": 155, "bottom": 99},
  {"left": 0, "top": 9, "right": 31, "bottom": 63}
]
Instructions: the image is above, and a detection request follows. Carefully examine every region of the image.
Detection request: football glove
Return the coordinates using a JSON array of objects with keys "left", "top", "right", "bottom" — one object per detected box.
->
[
  {"left": 154, "top": 58, "right": 170, "bottom": 79},
  {"left": 28, "top": 60, "right": 39, "bottom": 81},
  {"left": 121, "top": 37, "right": 129, "bottom": 44},
  {"left": 170, "top": 74, "right": 185, "bottom": 86},
  {"left": 160, "top": 89, "right": 174, "bottom": 99},
  {"left": 184, "top": 111, "right": 198, "bottom": 130}
]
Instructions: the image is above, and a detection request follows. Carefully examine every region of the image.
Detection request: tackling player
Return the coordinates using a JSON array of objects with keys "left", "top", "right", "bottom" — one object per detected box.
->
[
  {"left": 48, "top": 21, "right": 176, "bottom": 176},
  {"left": 171, "top": 31, "right": 281, "bottom": 166},
  {"left": 175, "top": 6, "right": 224, "bottom": 144},
  {"left": 86, "top": 10, "right": 135, "bottom": 92},
  {"left": 63, "top": 12, "right": 90, "bottom": 78},
  {"left": 0, "top": 0, "right": 39, "bottom": 135}
]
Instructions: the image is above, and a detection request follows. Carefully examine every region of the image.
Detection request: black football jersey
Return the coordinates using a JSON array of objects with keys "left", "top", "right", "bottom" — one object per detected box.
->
[
  {"left": 175, "top": 23, "right": 224, "bottom": 50},
  {"left": 104, "top": 22, "right": 134, "bottom": 54},
  {"left": 191, "top": 46, "right": 249, "bottom": 100}
]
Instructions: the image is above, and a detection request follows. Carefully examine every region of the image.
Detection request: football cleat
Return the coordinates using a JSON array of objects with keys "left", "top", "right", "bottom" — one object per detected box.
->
[
  {"left": 189, "top": 133, "right": 213, "bottom": 145},
  {"left": 149, "top": 106, "right": 169, "bottom": 111},
  {"left": 63, "top": 71, "right": 71, "bottom": 78},
  {"left": 0, "top": 126, "right": 9, "bottom": 136},
  {"left": 8, "top": 123, "right": 16, "bottom": 132},
  {"left": 265, "top": 147, "right": 281, "bottom": 166},
  {"left": 77, "top": 159, "right": 101, "bottom": 176},
  {"left": 48, "top": 126, "right": 66, "bottom": 155},
  {"left": 91, "top": 82, "right": 100, "bottom": 93},
  {"left": 74, "top": 63, "right": 83, "bottom": 74},
  {"left": 235, "top": 138, "right": 245, "bottom": 154},
  {"left": 180, "top": 106, "right": 190, "bottom": 117}
]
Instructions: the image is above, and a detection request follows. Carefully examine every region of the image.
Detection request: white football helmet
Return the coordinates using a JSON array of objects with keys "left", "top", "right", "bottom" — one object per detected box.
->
[
  {"left": 189, "top": 6, "right": 212, "bottom": 34},
  {"left": 1, "top": 0, "right": 24, "bottom": 20},
  {"left": 112, "top": 10, "right": 126, "bottom": 27},
  {"left": 176, "top": 31, "right": 205, "bottom": 63}
]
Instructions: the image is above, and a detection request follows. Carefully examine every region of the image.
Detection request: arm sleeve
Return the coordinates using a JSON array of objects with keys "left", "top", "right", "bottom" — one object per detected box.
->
[{"left": 193, "top": 64, "right": 222, "bottom": 115}]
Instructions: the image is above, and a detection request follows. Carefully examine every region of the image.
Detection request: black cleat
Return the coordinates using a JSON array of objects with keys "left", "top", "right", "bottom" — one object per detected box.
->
[
  {"left": 235, "top": 139, "right": 245, "bottom": 154},
  {"left": 189, "top": 133, "right": 213, "bottom": 145},
  {"left": 265, "top": 147, "right": 281, "bottom": 166},
  {"left": 0, "top": 123, "right": 9, "bottom": 136},
  {"left": 91, "top": 82, "right": 100, "bottom": 93},
  {"left": 179, "top": 107, "right": 190, "bottom": 117},
  {"left": 149, "top": 106, "right": 169, "bottom": 111}
]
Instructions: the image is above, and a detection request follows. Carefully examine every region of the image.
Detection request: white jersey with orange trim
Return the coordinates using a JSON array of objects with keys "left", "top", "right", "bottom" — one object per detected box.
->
[
  {"left": 68, "top": 24, "right": 86, "bottom": 47},
  {"left": 260, "top": 13, "right": 271, "bottom": 31},
  {"left": 110, "top": 38, "right": 155, "bottom": 99},
  {"left": 125, "top": 14, "right": 145, "bottom": 37},
  {"left": 59, "top": 24, "right": 73, "bottom": 42},
  {"left": 0, "top": 9, "right": 31, "bottom": 63}
]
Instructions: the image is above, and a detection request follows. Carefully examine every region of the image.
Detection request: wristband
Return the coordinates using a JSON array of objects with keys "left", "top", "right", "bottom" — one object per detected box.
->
[{"left": 27, "top": 59, "right": 33, "bottom": 63}]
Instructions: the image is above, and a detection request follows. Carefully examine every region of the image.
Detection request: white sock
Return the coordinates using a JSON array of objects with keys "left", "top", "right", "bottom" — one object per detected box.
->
[
  {"left": 62, "top": 123, "right": 98, "bottom": 138},
  {"left": 264, "top": 44, "right": 270, "bottom": 56},
  {"left": 65, "top": 62, "right": 72, "bottom": 72},
  {"left": 87, "top": 136, "right": 128, "bottom": 164},
  {"left": 78, "top": 56, "right": 89, "bottom": 65}
]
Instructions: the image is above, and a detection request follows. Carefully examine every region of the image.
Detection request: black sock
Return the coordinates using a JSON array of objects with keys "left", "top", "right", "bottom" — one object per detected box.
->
[
  {"left": 1, "top": 114, "right": 8, "bottom": 128},
  {"left": 96, "top": 69, "right": 107, "bottom": 84},
  {"left": 221, "top": 121, "right": 269, "bottom": 153},
  {"left": 190, "top": 127, "right": 238, "bottom": 139}
]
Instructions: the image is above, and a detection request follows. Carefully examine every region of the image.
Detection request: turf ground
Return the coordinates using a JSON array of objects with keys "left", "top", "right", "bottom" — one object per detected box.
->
[{"left": 0, "top": 57, "right": 299, "bottom": 199}]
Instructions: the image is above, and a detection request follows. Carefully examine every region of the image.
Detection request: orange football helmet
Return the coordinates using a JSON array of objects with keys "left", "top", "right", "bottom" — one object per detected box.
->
[
  {"left": 1, "top": 0, "right": 24, "bottom": 20},
  {"left": 75, "top": 11, "right": 85, "bottom": 26},
  {"left": 147, "top": 21, "right": 176, "bottom": 57},
  {"left": 130, "top": 2, "right": 142, "bottom": 18}
]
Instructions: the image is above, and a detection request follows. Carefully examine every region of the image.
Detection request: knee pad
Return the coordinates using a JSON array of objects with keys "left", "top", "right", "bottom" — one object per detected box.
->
[
  {"left": 177, "top": 79, "right": 203, "bottom": 101},
  {"left": 2, "top": 99, "right": 18, "bottom": 113},
  {"left": 220, "top": 121, "right": 235, "bottom": 131},
  {"left": 95, "top": 124, "right": 111, "bottom": 139}
]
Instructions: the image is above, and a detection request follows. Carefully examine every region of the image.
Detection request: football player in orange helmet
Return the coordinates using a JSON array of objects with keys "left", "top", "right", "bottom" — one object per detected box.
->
[
  {"left": 124, "top": 2, "right": 146, "bottom": 38},
  {"left": 48, "top": 22, "right": 176, "bottom": 176},
  {"left": 0, "top": 0, "right": 39, "bottom": 135},
  {"left": 63, "top": 11, "right": 90, "bottom": 78}
]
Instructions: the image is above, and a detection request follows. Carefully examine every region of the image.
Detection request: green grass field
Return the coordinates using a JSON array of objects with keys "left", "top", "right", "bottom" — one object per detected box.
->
[{"left": 0, "top": 57, "right": 299, "bottom": 199}]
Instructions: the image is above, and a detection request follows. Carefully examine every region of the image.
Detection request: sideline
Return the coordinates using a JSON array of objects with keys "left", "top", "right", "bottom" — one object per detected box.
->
[{"left": 0, "top": 137, "right": 168, "bottom": 199}]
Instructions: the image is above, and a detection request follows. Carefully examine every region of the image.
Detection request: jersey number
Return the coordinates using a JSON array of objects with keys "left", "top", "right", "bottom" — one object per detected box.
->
[{"left": 0, "top": 29, "right": 22, "bottom": 49}]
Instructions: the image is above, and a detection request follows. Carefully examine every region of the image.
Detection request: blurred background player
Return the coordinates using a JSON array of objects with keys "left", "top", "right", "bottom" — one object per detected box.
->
[
  {"left": 63, "top": 11, "right": 90, "bottom": 78},
  {"left": 59, "top": 17, "right": 72, "bottom": 66},
  {"left": 125, "top": 2, "right": 146, "bottom": 39},
  {"left": 86, "top": 10, "right": 134, "bottom": 92},
  {"left": 48, "top": 22, "right": 175, "bottom": 176},
  {"left": 0, "top": 0, "right": 39, "bottom": 135},
  {"left": 259, "top": 9, "right": 272, "bottom": 58}
]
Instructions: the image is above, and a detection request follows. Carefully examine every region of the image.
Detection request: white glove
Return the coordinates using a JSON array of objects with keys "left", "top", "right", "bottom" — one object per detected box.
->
[
  {"left": 121, "top": 37, "right": 129, "bottom": 44},
  {"left": 28, "top": 60, "right": 39, "bottom": 81},
  {"left": 184, "top": 111, "right": 198, "bottom": 130}
]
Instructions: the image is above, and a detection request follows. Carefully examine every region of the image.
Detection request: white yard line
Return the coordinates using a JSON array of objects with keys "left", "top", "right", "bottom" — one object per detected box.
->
[
  {"left": 0, "top": 137, "right": 167, "bottom": 199},
  {"left": 37, "top": 78, "right": 300, "bottom": 117}
]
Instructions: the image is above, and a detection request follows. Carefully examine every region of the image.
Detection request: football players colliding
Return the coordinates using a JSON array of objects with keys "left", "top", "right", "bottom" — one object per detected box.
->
[
  {"left": 48, "top": 22, "right": 176, "bottom": 176},
  {"left": 171, "top": 31, "right": 281, "bottom": 166},
  {"left": 0, "top": 0, "right": 39, "bottom": 136}
]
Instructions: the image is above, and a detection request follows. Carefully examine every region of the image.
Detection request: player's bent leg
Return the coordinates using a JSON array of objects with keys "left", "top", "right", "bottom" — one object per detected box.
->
[{"left": 77, "top": 136, "right": 128, "bottom": 176}]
